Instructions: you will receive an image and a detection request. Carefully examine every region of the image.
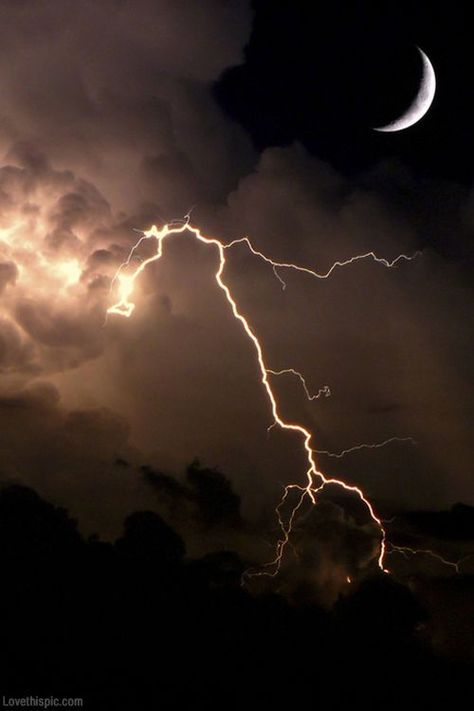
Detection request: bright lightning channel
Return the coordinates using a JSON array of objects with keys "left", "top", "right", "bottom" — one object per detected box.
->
[
  {"left": 224, "top": 235, "right": 421, "bottom": 290},
  {"left": 106, "top": 219, "right": 457, "bottom": 579}
]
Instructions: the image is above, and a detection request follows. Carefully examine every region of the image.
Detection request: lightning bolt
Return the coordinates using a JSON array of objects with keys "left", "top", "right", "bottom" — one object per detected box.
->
[
  {"left": 265, "top": 368, "right": 329, "bottom": 435},
  {"left": 315, "top": 436, "right": 417, "bottom": 459},
  {"left": 107, "top": 218, "right": 453, "bottom": 580},
  {"left": 267, "top": 368, "right": 331, "bottom": 401},
  {"left": 224, "top": 236, "right": 421, "bottom": 290},
  {"left": 386, "top": 544, "right": 473, "bottom": 574}
]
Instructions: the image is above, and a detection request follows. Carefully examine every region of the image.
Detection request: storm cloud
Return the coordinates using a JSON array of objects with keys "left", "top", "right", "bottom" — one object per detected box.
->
[{"left": 0, "top": 0, "right": 472, "bottom": 573}]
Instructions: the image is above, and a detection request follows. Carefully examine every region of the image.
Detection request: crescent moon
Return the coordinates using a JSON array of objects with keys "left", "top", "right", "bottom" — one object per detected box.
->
[{"left": 374, "top": 47, "right": 436, "bottom": 132}]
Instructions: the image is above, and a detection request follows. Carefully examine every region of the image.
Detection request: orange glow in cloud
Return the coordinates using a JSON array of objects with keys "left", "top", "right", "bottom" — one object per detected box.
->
[{"left": 0, "top": 215, "right": 85, "bottom": 305}]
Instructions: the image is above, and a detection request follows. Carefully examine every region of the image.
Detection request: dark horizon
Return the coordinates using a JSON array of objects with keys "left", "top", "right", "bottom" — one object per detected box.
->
[{"left": 1, "top": 479, "right": 473, "bottom": 708}]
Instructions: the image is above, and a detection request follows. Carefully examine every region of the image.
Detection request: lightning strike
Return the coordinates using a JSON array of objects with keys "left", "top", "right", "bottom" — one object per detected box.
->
[
  {"left": 267, "top": 368, "right": 331, "bottom": 401},
  {"left": 315, "top": 436, "right": 417, "bottom": 459},
  {"left": 225, "top": 235, "right": 421, "bottom": 290},
  {"left": 386, "top": 543, "right": 468, "bottom": 574},
  {"left": 107, "top": 219, "right": 435, "bottom": 580}
]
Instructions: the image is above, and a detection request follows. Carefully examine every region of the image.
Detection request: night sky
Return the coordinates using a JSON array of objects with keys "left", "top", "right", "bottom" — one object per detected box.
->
[
  {"left": 1, "top": 1, "right": 474, "bottom": 706},
  {"left": 0, "top": 0, "right": 473, "bottom": 674}
]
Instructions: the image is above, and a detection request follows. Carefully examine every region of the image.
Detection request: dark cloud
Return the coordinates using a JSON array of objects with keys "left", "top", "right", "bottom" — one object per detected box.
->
[
  {"left": 142, "top": 459, "right": 242, "bottom": 531},
  {"left": 276, "top": 499, "right": 380, "bottom": 606},
  {"left": 0, "top": 260, "right": 18, "bottom": 297},
  {"left": 0, "top": 382, "right": 147, "bottom": 537},
  {"left": 0, "top": 316, "right": 35, "bottom": 373}
]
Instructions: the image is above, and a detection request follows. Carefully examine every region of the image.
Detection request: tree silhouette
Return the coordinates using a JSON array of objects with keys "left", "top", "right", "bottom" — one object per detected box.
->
[
  {"left": 0, "top": 484, "right": 82, "bottom": 561},
  {"left": 186, "top": 459, "right": 241, "bottom": 529},
  {"left": 0, "top": 482, "right": 469, "bottom": 709},
  {"left": 115, "top": 509, "right": 185, "bottom": 565}
]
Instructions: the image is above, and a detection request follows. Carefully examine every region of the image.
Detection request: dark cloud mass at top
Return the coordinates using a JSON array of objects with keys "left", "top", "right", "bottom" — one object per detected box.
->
[
  {"left": 0, "top": 0, "right": 254, "bottom": 211},
  {"left": 0, "top": 0, "right": 472, "bottom": 565}
]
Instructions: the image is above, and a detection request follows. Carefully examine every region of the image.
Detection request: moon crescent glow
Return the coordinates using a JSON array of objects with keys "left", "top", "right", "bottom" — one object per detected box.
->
[{"left": 374, "top": 47, "right": 436, "bottom": 132}]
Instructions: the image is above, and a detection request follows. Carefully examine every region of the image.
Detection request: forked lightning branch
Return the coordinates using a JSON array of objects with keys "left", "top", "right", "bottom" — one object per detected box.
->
[{"left": 107, "top": 218, "right": 460, "bottom": 578}]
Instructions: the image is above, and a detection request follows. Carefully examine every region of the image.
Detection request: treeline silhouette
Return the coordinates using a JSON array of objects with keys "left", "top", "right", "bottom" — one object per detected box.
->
[{"left": 1, "top": 481, "right": 469, "bottom": 710}]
